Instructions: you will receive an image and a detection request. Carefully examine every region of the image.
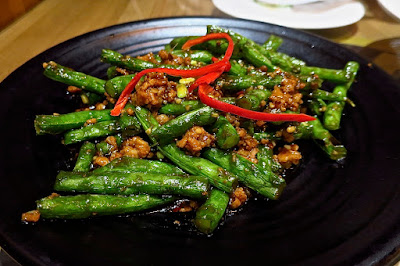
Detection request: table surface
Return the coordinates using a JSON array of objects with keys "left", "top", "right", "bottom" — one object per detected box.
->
[{"left": 0, "top": 0, "right": 399, "bottom": 265}]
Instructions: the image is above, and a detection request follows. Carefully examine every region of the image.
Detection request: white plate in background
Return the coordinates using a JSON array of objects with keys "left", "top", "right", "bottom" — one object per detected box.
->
[
  {"left": 377, "top": 0, "right": 400, "bottom": 20},
  {"left": 256, "top": 0, "right": 320, "bottom": 5},
  {"left": 212, "top": 0, "right": 365, "bottom": 29}
]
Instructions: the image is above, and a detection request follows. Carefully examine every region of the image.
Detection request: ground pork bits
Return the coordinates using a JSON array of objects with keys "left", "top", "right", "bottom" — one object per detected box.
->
[
  {"left": 155, "top": 113, "right": 173, "bottom": 125},
  {"left": 229, "top": 187, "right": 250, "bottom": 209},
  {"left": 269, "top": 69, "right": 305, "bottom": 112},
  {"left": 235, "top": 127, "right": 259, "bottom": 163},
  {"left": 21, "top": 210, "right": 41, "bottom": 222},
  {"left": 137, "top": 50, "right": 192, "bottom": 66},
  {"left": 131, "top": 72, "right": 177, "bottom": 109},
  {"left": 93, "top": 136, "right": 151, "bottom": 167},
  {"left": 176, "top": 126, "right": 215, "bottom": 156},
  {"left": 275, "top": 144, "right": 302, "bottom": 169},
  {"left": 158, "top": 50, "right": 192, "bottom": 66}
]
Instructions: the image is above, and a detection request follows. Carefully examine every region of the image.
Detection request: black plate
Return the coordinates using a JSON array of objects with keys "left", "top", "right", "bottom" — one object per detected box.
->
[{"left": 0, "top": 17, "right": 399, "bottom": 266}]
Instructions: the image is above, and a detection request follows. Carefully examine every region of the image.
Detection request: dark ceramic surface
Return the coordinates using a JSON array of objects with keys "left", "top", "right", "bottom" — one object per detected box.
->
[{"left": 0, "top": 17, "right": 399, "bottom": 266}]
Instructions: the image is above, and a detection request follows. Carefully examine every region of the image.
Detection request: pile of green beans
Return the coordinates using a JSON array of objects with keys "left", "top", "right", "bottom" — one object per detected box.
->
[{"left": 23, "top": 25, "right": 359, "bottom": 235}]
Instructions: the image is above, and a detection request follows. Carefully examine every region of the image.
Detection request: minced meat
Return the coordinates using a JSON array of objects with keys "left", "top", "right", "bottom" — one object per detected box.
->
[
  {"left": 269, "top": 69, "right": 305, "bottom": 112},
  {"left": 229, "top": 187, "right": 249, "bottom": 209},
  {"left": 235, "top": 127, "right": 259, "bottom": 163},
  {"left": 275, "top": 144, "right": 302, "bottom": 169},
  {"left": 155, "top": 113, "right": 173, "bottom": 125},
  {"left": 137, "top": 50, "right": 192, "bottom": 66},
  {"left": 21, "top": 210, "right": 41, "bottom": 223},
  {"left": 158, "top": 50, "right": 192, "bottom": 66},
  {"left": 93, "top": 136, "right": 151, "bottom": 167},
  {"left": 137, "top": 52, "right": 159, "bottom": 64},
  {"left": 117, "top": 136, "right": 151, "bottom": 159},
  {"left": 130, "top": 72, "right": 177, "bottom": 109},
  {"left": 176, "top": 126, "right": 215, "bottom": 156}
]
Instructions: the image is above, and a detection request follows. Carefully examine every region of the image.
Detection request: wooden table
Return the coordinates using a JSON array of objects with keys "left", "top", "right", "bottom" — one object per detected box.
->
[{"left": 0, "top": 0, "right": 399, "bottom": 265}]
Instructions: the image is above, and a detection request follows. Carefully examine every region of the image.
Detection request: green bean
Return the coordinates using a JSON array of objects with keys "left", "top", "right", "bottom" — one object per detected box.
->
[
  {"left": 95, "top": 135, "right": 122, "bottom": 155},
  {"left": 308, "top": 98, "right": 328, "bottom": 116},
  {"left": 34, "top": 109, "right": 115, "bottom": 135},
  {"left": 323, "top": 61, "right": 359, "bottom": 130},
  {"left": 261, "top": 49, "right": 304, "bottom": 74},
  {"left": 169, "top": 50, "right": 213, "bottom": 63},
  {"left": 295, "top": 119, "right": 347, "bottom": 160},
  {"left": 37, "top": 194, "right": 175, "bottom": 219},
  {"left": 106, "top": 66, "right": 119, "bottom": 79},
  {"left": 104, "top": 74, "right": 135, "bottom": 98},
  {"left": 216, "top": 74, "right": 283, "bottom": 91},
  {"left": 101, "top": 49, "right": 157, "bottom": 71},
  {"left": 194, "top": 189, "right": 229, "bottom": 234},
  {"left": 252, "top": 131, "right": 278, "bottom": 141},
  {"left": 43, "top": 61, "right": 106, "bottom": 95},
  {"left": 54, "top": 170, "right": 209, "bottom": 199},
  {"left": 207, "top": 25, "right": 249, "bottom": 48},
  {"left": 63, "top": 120, "right": 121, "bottom": 145},
  {"left": 241, "top": 120, "right": 255, "bottom": 136},
  {"left": 134, "top": 106, "right": 159, "bottom": 143},
  {"left": 253, "top": 118, "right": 347, "bottom": 160},
  {"left": 159, "top": 100, "right": 205, "bottom": 115},
  {"left": 79, "top": 91, "right": 105, "bottom": 106},
  {"left": 202, "top": 148, "right": 285, "bottom": 199},
  {"left": 211, "top": 116, "right": 240, "bottom": 149},
  {"left": 309, "top": 89, "right": 348, "bottom": 102},
  {"left": 92, "top": 156, "right": 185, "bottom": 176},
  {"left": 150, "top": 106, "right": 218, "bottom": 146},
  {"left": 119, "top": 103, "right": 142, "bottom": 135},
  {"left": 169, "top": 36, "right": 199, "bottom": 50},
  {"left": 73, "top": 141, "right": 96, "bottom": 172},
  {"left": 135, "top": 106, "right": 239, "bottom": 193},
  {"left": 164, "top": 44, "right": 172, "bottom": 52},
  {"left": 300, "top": 66, "right": 349, "bottom": 84},
  {"left": 257, "top": 145, "right": 281, "bottom": 174},
  {"left": 159, "top": 98, "right": 236, "bottom": 116},
  {"left": 228, "top": 60, "right": 248, "bottom": 76},
  {"left": 159, "top": 144, "right": 238, "bottom": 193},
  {"left": 101, "top": 49, "right": 193, "bottom": 72},
  {"left": 299, "top": 74, "right": 323, "bottom": 90},
  {"left": 169, "top": 35, "right": 241, "bottom": 58},
  {"left": 236, "top": 89, "right": 271, "bottom": 111},
  {"left": 242, "top": 44, "right": 276, "bottom": 71},
  {"left": 262, "top": 34, "right": 283, "bottom": 51}
]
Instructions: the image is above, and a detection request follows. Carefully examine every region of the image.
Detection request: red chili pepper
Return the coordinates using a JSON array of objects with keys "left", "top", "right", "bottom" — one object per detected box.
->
[
  {"left": 111, "top": 32, "right": 315, "bottom": 123},
  {"left": 182, "top": 33, "right": 234, "bottom": 63},
  {"left": 198, "top": 84, "right": 316, "bottom": 122},
  {"left": 111, "top": 33, "right": 235, "bottom": 116},
  {"left": 211, "top": 57, "right": 220, "bottom": 63},
  {"left": 188, "top": 68, "right": 225, "bottom": 93},
  {"left": 110, "top": 61, "right": 230, "bottom": 116}
]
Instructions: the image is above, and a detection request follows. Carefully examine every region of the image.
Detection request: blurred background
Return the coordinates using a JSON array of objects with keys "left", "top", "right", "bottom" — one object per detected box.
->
[{"left": 0, "top": 0, "right": 399, "bottom": 265}]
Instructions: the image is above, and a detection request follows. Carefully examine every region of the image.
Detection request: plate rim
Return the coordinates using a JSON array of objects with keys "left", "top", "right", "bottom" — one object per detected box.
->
[{"left": 377, "top": 0, "right": 400, "bottom": 21}]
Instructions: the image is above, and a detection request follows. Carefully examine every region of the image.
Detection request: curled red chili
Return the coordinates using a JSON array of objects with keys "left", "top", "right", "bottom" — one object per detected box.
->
[
  {"left": 110, "top": 32, "right": 316, "bottom": 123},
  {"left": 111, "top": 33, "right": 234, "bottom": 116},
  {"left": 110, "top": 62, "right": 229, "bottom": 116},
  {"left": 198, "top": 84, "right": 315, "bottom": 122}
]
